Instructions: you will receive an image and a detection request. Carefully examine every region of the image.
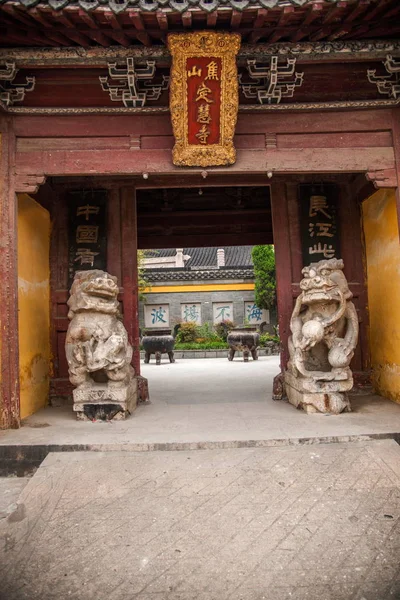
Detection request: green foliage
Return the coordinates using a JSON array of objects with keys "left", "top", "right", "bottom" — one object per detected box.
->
[
  {"left": 175, "top": 322, "right": 198, "bottom": 343},
  {"left": 196, "top": 322, "right": 221, "bottom": 342},
  {"left": 214, "top": 319, "right": 235, "bottom": 342},
  {"left": 137, "top": 250, "right": 152, "bottom": 301},
  {"left": 259, "top": 333, "right": 280, "bottom": 347},
  {"left": 175, "top": 341, "right": 228, "bottom": 350},
  {"left": 252, "top": 245, "right": 276, "bottom": 310}
]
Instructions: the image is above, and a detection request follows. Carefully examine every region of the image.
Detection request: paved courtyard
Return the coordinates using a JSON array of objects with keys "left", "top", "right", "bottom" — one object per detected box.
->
[
  {"left": 1, "top": 440, "right": 400, "bottom": 600},
  {"left": 1, "top": 357, "right": 400, "bottom": 449}
]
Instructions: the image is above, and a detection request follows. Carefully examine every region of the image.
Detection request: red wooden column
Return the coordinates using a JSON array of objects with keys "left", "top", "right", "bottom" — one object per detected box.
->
[
  {"left": 107, "top": 188, "right": 122, "bottom": 283},
  {"left": 270, "top": 181, "right": 293, "bottom": 372},
  {"left": 393, "top": 107, "right": 400, "bottom": 234},
  {"left": 0, "top": 117, "right": 20, "bottom": 429},
  {"left": 120, "top": 186, "right": 141, "bottom": 376}
]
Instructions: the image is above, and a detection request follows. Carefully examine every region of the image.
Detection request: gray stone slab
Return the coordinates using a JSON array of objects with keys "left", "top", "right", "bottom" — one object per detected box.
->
[
  {"left": 1, "top": 357, "right": 400, "bottom": 449},
  {"left": 1, "top": 441, "right": 399, "bottom": 600}
]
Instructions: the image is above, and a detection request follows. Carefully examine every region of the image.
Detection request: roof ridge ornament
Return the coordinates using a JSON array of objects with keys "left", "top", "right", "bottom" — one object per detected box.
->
[
  {"left": 99, "top": 57, "right": 170, "bottom": 107},
  {"left": 367, "top": 55, "right": 400, "bottom": 100},
  {"left": 0, "top": 62, "right": 35, "bottom": 106},
  {"left": 239, "top": 56, "right": 304, "bottom": 104}
]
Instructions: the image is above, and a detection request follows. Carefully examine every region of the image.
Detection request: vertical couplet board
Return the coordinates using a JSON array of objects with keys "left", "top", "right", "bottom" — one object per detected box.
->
[
  {"left": 298, "top": 183, "right": 341, "bottom": 266},
  {"left": 67, "top": 190, "right": 107, "bottom": 287},
  {"left": 168, "top": 31, "right": 241, "bottom": 167}
]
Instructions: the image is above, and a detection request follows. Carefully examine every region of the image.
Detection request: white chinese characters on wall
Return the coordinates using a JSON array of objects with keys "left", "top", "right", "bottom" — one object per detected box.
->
[
  {"left": 244, "top": 302, "right": 269, "bottom": 325},
  {"left": 213, "top": 302, "right": 233, "bottom": 324},
  {"left": 181, "top": 303, "right": 202, "bottom": 325},
  {"left": 144, "top": 304, "right": 170, "bottom": 329}
]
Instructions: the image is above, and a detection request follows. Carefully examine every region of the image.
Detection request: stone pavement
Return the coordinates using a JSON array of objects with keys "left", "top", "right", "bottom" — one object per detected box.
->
[
  {"left": 1, "top": 357, "right": 400, "bottom": 450},
  {"left": 1, "top": 440, "right": 400, "bottom": 600}
]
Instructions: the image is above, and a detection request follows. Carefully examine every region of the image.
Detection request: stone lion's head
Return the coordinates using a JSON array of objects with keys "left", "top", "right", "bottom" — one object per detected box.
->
[
  {"left": 68, "top": 270, "right": 120, "bottom": 318},
  {"left": 300, "top": 258, "right": 352, "bottom": 305}
]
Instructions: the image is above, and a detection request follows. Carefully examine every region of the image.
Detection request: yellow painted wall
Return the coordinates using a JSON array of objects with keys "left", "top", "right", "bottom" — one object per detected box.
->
[
  {"left": 18, "top": 194, "right": 51, "bottom": 419},
  {"left": 143, "top": 283, "right": 255, "bottom": 293},
  {"left": 363, "top": 189, "right": 400, "bottom": 403}
]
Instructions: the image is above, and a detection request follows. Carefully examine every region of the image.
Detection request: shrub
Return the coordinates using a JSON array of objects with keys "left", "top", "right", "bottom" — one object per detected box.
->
[
  {"left": 214, "top": 319, "right": 235, "bottom": 342},
  {"left": 259, "top": 333, "right": 280, "bottom": 347},
  {"left": 175, "top": 322, "right": 198, "bottom": 343},
  {"left": 196, "top": 322, "right": 221, "bottom": 342},
  {"left": 175, "top": 341, "right": 228, "bottom": 350}
]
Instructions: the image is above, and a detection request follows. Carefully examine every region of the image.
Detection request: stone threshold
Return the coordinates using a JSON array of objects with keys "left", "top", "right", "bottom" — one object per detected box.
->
[
  {"left": 140, "top": 348, "right": 279, "bottom": 359},
  {"left": 1, "top": 432, "right": 399, "bottom": 473}
]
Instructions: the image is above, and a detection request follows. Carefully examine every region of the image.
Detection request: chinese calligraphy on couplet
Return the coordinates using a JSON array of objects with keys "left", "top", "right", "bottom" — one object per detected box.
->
[
  {"left": 299, "top": 185, "right": 341, "bottom": 266},
  {"left": 68, "top": 191, "right": 107, "bottom": 285}
]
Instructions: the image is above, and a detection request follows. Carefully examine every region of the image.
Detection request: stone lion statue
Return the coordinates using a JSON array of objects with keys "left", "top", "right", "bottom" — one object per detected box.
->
[
  {"left": 285, "top": 258, "right": 359, "bottom": 414},
  {"left": 66, "top": 270, "right": 136, "bottom": 420}
]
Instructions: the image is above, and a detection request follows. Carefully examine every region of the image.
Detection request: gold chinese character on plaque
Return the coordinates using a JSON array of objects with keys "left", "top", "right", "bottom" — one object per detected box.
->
[
  {"left": 197, "top": 103, "right": 211, "bottom": 124},
  {"left": 168, "top": 31, "right": 241, "bottom": 167},
  {"left": 195, "top": 82, "right": 213, "bottom": 104},
  {"left": 205, "top": 61, "right": 219, "bottom": 81},
  {"left": 195, "top": 125, "right": 210, "bottom": 145},
  {"left": 187, "top": 65, "right": 202, "bottom": 78}
]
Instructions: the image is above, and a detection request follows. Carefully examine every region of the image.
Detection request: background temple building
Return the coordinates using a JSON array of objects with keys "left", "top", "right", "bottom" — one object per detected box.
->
[
  {"left": 0, "top": 0, "right": 399, "bottom": 425},
  {"left": 140, "top": 246, "right": 273, "bottom": 330}
]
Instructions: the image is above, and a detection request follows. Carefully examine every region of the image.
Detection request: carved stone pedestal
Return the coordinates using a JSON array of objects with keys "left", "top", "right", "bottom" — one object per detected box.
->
[
  {"left": 73, "top": 380, "right": 137, "bottom": 421},
  {"left": 285, "top": 371, "right": 352, "bottom": 415}
]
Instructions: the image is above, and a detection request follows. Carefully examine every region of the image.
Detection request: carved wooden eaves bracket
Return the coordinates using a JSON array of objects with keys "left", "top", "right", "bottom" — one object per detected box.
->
[
  {"left": 367, "top": 55, "right": 400, "bottom": 100},
  {"left": 366, "top": 169, "right": 398, "bottom": 189},
  {"left": 239, "top": 56, "right": 304, "bottom": 105},
  {"left": 15, "top": 174, "right": 47, "bottom": 194},
  {"left": 0, "top": 62, "right": 35, "bottom": 107},
  {"left": 99, "top": 58, "right": 169, "bottom": 108}
]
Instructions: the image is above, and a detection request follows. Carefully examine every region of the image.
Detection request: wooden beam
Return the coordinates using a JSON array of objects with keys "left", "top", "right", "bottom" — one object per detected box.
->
[
  {"left": 254, "top": 8, "right": 268, "bottom": 28},
  {"left": 156, "top": 11, "right": 169, "bottom": 31},
  {"left": 1, "top": 4, "right": 36, "bottom": 28},
  {"left": 364, "top": 0, "right": 394, "bottom": 20},
  {"left": 382, "top": 3, "right": 400, "bottom": 19},
  {"left": 206, "top": 11, "right": 218, "bottom": 27},
  {"left": 1, "top": 23, "right": 59, "bottom": 46},
  {"left": 303, "top": 2, "right": 323, "bottom": 26},
  {"left": 327, "top": 26, "right": 351, "bottom": 42},
  {"left": 81, "top": 28, "right": 111, "bottom": 47},
  {"left": 126, "top": 12, "right": 152, "bottom": 46},
  {"left": 181, "top": 11, "right": 192, "bottom": 28},
  {"left": 323, "top": 0, "right": 348, "bottom": 24},
  {"left": 345, "top": 0, "right": 371, "bottom": 22},
  {"left": 127, "top": 9, "right": 145, "bottom": 30},
  {"left": 230, "top": 10, "right": 242, "bottom": 29},
  {"left": 277, "top": 5, "right": 294, "bottom": 27},
  {"left": 105, "top": 30, "right": 131, "bottom": 47}
]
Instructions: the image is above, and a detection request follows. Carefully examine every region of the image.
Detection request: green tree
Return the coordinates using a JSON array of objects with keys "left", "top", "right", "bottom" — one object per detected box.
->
[
  {"left": 252, "top": 245, "right": 276, "bottom": 310},
  {"left": 137, "top": 250, "right": 151, "bottom": 300}
]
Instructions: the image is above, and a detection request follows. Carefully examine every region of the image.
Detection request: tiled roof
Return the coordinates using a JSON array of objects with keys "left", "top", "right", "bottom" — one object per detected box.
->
[
  {"left": 151, "top": 246, "right": 254, "bottom": 269},
  {"left": 1, "top": 0, "right": 352, "bottom": 14}
]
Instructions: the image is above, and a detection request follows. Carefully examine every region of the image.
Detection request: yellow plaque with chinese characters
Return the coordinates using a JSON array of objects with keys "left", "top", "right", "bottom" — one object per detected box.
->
[{"left": 168, "top": 31, "right": 241, "bottom": 167}]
